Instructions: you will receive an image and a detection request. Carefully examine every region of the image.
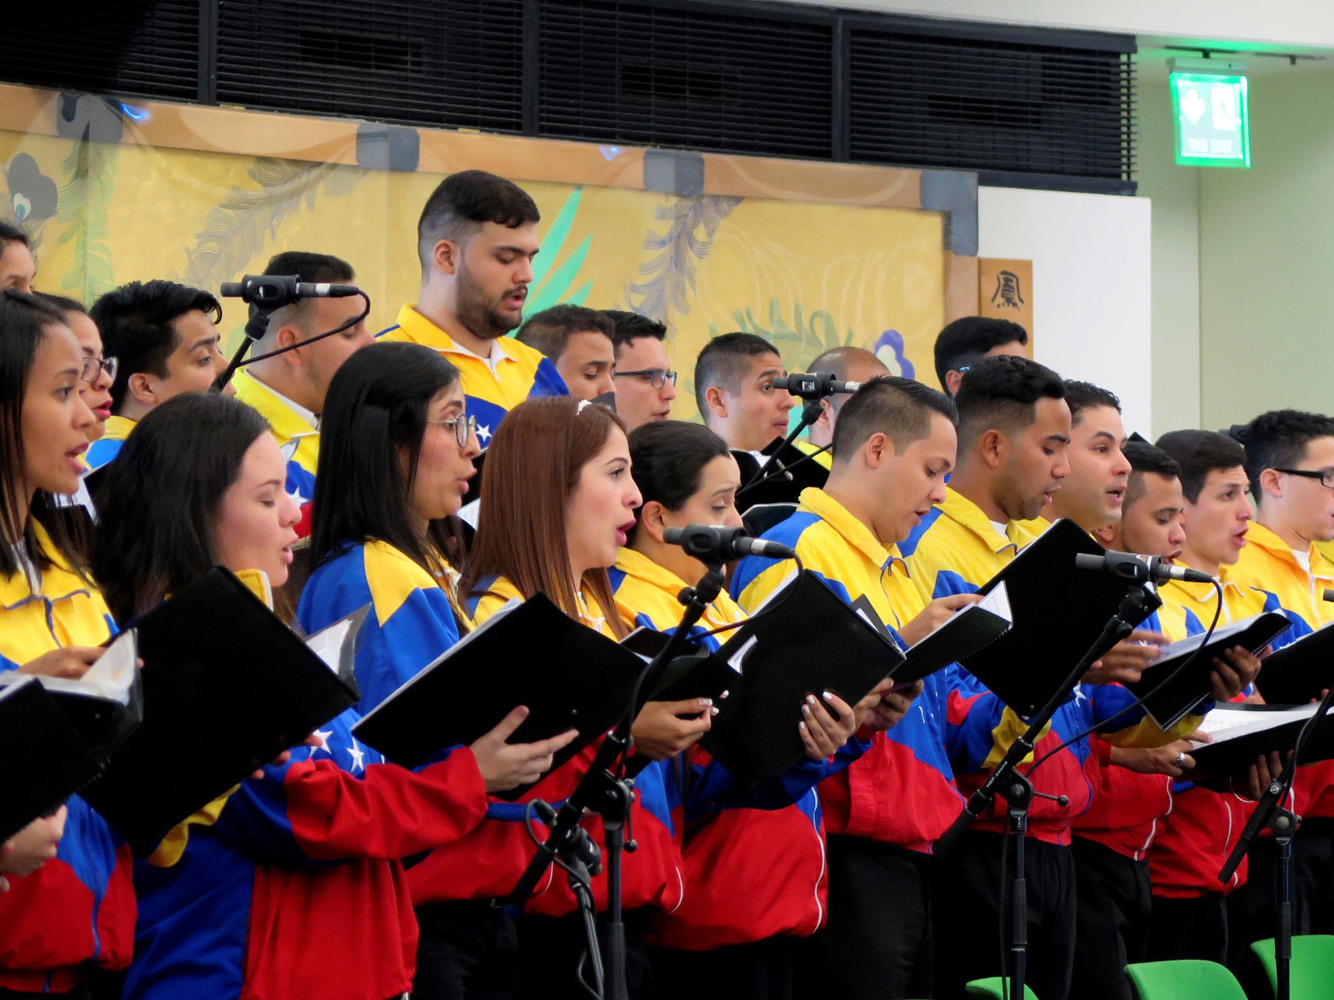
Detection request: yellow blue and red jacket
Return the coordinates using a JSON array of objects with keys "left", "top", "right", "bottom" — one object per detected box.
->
[
  {"left": 231, "top": 370, "right": 319, "bottom": 537},
  {"left": 1226, "top": 520, "right": 1334, "bottom": 818},
  {"left": 1141, "top": 575, "right": 1268, "bottom": 898},
  {"left": 0, "top": 524, "right": 134, "bottom": 993},
  {"left": 125, "top": 569, "right": 489, "bottom": 1000},
  {"left": 84, "top": 414, "right": 136, "bottom": 472},
  {"left": 901, "top": 487, "right": 1206, "bottom": 845},
  {"left": 609, "top": 546, "right": 866, "bottom": 948},
  {"left": 731, "top": 487, "right": 1026, "bottom": 852},
  {"left": 1074, "top": 577, "right": 1265, "bottom": 864},
  {"left": 377, "top": 305, "right": 567, "bottom": 450}
]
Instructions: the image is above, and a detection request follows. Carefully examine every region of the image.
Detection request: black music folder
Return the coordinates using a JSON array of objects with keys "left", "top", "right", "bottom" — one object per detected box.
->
[
  {"left": 701, "top": 570, "right": 906, "bottom": 787},
  {"left": 354, "top": 593, "right": 650, "bottom": 797},
  {"left": 1126, "top": 612, "right": 1290, "bottom": 729},
  {"left": 620, "top": 627, "right": 736, "bottom": 706},
  {"left": 963, "top": 518, "right": 1157, "bottom": 717},
  {"left": 1252, "top": 624, "right": 1334, "bottom": 706},
  {"left": 894, "top": 583, "right": 1014, "bottom": 688},
  {"left": 0, "top": 677, "right": 105, "bottom": 842},
  {"left": 81, "top": 568, "right": 362, "bottom": 850},
  {"left": 1187, "top": 703, "right": 1334, "bottom": 778}
]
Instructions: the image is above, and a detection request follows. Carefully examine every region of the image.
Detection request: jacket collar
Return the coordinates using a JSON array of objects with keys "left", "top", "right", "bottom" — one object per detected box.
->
[{"left": 797, "top": 487, "right": 907, "bottom": 577}]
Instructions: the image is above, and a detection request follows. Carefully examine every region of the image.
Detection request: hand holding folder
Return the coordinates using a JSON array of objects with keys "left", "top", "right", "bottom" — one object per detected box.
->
[
  {"left": 82, "top": 569, "right": 362, "bottom": 850},
  {"left": 1186, "top": 702, "right": 1334, "bottom": 779}
]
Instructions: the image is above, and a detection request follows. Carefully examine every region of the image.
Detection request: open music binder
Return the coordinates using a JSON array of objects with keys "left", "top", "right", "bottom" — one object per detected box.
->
[
  {"left": 1125, "top": 611, "right": 1290, "bottom": 729},
  {"left": 0, "top": 677, "right": 105, "bottom": 842},
  {"left": 1251, "top": 623, "right": 1334, "bottom": 706},
  {"left": 354, "top": 593, "right": 649, "bottom": 797},
  {"left": 81, "top": 569, "right": 363, "bottom": 850},
  {"left": 894, "top": 583, "right": 1013, "bottom": 688},
  {"left": 961, "top": 518, "right": 1157, "bottom": 717},
  {"left": 701, "top": 569, "right": 906, "bottom": 787},
  {"left": 1187, "top": 703, "right": 1334, "bottom": 778}
]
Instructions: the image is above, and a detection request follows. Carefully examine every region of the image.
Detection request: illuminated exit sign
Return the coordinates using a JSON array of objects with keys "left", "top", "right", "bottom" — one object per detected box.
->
[{"left": 1171, "top": 70, "right": 1251, "bottom": 168}]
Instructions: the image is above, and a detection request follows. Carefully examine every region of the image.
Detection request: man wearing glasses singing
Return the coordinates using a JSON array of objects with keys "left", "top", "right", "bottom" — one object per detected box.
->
[
  {"left": 604, "top": 310, "right": 678, "bottom": 430},
  {"left": 1223, "top": 409, "right": 1334, "bottom": 961}
]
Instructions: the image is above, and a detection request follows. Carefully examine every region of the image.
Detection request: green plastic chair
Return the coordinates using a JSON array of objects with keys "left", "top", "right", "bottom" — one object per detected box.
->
[
  {"left": 1125, "top": 959, "right": 1247, "bottom": 1000},
  {"left": 1250, "top": 934, "right": 1334, "bottom": 1000},
  {"left": 964, "top": 976, "right": 1040, "bottom": 1000}
]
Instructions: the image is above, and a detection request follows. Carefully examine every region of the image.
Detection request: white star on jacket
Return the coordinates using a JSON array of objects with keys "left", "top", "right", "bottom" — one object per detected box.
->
[
  {"left": 310, "top": 729, "right": 333, "bottom": 757},
  {"left": 347, "top": 740, "right": 366, "bottom": 773},
  {"left": 476, "top": 424, "right": 492, "bottom": 444}
]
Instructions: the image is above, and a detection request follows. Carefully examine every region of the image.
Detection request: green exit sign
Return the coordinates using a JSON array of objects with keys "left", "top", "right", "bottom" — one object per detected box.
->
[{"left": 1171, "top": 70, "right": 1251, "bottom": 168}]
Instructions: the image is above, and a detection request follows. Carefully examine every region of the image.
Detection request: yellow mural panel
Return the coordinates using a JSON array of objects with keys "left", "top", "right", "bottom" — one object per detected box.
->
[{"left": 2, "top": 128, "right": 945, "bottom": 421}]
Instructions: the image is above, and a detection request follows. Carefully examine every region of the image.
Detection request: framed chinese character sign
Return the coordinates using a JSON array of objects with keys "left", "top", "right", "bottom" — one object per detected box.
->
[{"left": 978, "top": 259, "right": 1034, "bottom": 340}]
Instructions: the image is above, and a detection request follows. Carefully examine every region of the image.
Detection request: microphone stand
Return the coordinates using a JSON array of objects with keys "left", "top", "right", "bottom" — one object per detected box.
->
[
  {"left": 509, "top": 563, "right": 727, "bottom": 1000},
  {"left": 937, "top": 585, "right": 1160, "bottom": 1000},
  {"left": 213, "top": 305, "right": 274, "bottom": 393},
  {"left": 1219, "top": 684, "right": 1334, "bottom": 1000},
  {"left": 740, "top": 399, "right": 824, "bottom": 496}
]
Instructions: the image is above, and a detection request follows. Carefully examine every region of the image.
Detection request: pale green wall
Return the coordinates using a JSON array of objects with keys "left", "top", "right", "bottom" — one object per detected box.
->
[{"left": 1196, "top": 65, "right": 1334, "bottom": 429}]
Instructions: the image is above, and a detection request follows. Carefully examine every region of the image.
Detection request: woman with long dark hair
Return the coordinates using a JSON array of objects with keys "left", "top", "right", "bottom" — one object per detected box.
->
[
  {"left": 0, "top": 289, "right": 135, "bottom": 997},
  {"left": 92, "top": 390, "right": 569, "bottom": 1000},
  {"left": 298, "top": 341, "right": 575, "bottom": 1000}
]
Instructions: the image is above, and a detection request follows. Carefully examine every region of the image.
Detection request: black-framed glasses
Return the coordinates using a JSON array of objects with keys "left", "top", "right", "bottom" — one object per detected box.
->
[
  {"left": 80, "top": 356, "right": 117, "bottom": 383},
  {"left": 426, "top": 413, "right": 477, "bottom": 448},
  {"left": 613, "top": 368, "right": 677, "bottom": 389},
  {"left": 1276, "top": 468, "right": 1334, "bottom": 489}
]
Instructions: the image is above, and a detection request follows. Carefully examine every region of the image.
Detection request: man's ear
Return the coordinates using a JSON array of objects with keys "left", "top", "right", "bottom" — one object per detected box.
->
[
  {"left": 704, "top": 385, "right": 728, "bottom": 420},
  {"left": 946, "top": 369, "right": 964, "bottom": 396},
  {"left": 127, "top": 371, "right": 157, "bottom": 407},
  {"left": 275, "top": 325, "right": 303, "bottom": 367},
  {"left": 815, "top": 398, "right": 834, "bottom": 433},
  {"left": 1259, "top": 468, "right": 1285, "bottom": 501},
  {"left": 432, "top": 238, "right": 460, "bottom": 277},
  {"left": 863, "top": 431, "right": 894, "bottom": 469},
  {"left": 979, "top": 428, "right": 1005, "bottom": 469}
]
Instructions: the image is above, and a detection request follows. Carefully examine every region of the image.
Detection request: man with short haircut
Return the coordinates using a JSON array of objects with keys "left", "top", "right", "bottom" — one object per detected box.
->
[
  {"left": 798, "top": 345, "right": 890, "bottom": 470},
  {"left": 515, "top": 304, "right": 615, "bottom": 402},
  {"left": 904, "top": 358, "right": 1238, "bottom": 1000},
  {"left": 1069, "top": 441, "right": 1193, "bottom": 1000},
  {"left": 0, "top": 222, "right": 35, "bottom": 293},
  {"left": 732, "top": 376, "right": 1008, "bottom": 1000},
  {"left": 379, "top": 169, "right": 566, "bottom": 451},
  {"left": 230, "top": 252, "right": 374, "bottom": 522},
  {"left": 932, "top": 316, "right": 1029, "bottom": 397},
  {"left": 1042, "top": 381, "right": 1132, "bottom": 535},
  {"left": 1221, "top": 411, "right": 1334, "bottom": 951},
  {"left": 1138, "top": 429, "right": 1271, "bottom": 969},
  {"left": 86, "top": 280, "right": 228, "bottom": 470},
  {"left": 605, "top": 310, "right": 677, "bottom": 430}
]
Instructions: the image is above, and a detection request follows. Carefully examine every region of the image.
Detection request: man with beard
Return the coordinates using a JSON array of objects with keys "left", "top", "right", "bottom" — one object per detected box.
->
[{"left": 379, "top": 170, "right": 567, "bottom": 453}]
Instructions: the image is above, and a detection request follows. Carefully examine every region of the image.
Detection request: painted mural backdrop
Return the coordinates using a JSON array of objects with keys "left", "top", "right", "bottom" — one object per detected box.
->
[{"left": 1, "top": 130, "right": 946, "bottom": 415}]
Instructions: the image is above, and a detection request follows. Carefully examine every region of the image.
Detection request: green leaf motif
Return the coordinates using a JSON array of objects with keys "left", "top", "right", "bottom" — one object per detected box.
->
[
  {"left": 56, "top": 140, "right": 119, "bottom": 301},
  {"left": 708, "top": 298, "right": 857, "bottom": 359},
  {"left": 523, "top": 186, "right": 594, "bottom": 322},
  {"left": 182, "top": 158, "right": 365, "bottom": 291}
]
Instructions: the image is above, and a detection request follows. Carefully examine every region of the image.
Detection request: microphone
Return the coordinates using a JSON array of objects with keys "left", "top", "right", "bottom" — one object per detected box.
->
[
  {"left": 1074, "top": 551, "right": 1215, "bottom": 585},
  {"left": 771, "top": 372, "right": 862, "bottom": 400},
  {"left": 219, "top": 274, "right": 361, "bottom": 309},
  {"left": 663, "top": 524, "right": 797, "bottom": 562}
]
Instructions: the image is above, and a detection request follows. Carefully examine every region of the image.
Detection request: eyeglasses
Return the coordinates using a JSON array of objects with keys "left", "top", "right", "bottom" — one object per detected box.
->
[
  {"left": 613, "top": 368, "right": 677, "bottom": 389},
  {"left": 1276, "top": 468, "right": 1334, "bottom": 489},
  {"left": 426, "top": 413, "right": 478, "bottom": 449},
  {"left": 80, "top": 356, "right": 117, "bottom": 383}
]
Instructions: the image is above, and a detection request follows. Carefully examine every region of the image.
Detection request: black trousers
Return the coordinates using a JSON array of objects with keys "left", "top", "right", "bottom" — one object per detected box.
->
[
  {"left": 799, "top": 836, "right": 933, "bottom": 1000},
  {"left": 517, "top": 908, "right": 651, "bottom": 1000},
  {"left": 412, "top": 900, "right": 519, "bottom": 1000},
  {"left": 1070, "top": 838, "right": 1151, "bottom": 1000},
  {"left": 650, "top": 937, "right": 797, "bottom": 1000},
  {"left": 1148, "top": 893, "right": 1228, "bottom": 965},
  {"left": 933, "top": 831, "right": 1077, "bottom": 1000}
]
